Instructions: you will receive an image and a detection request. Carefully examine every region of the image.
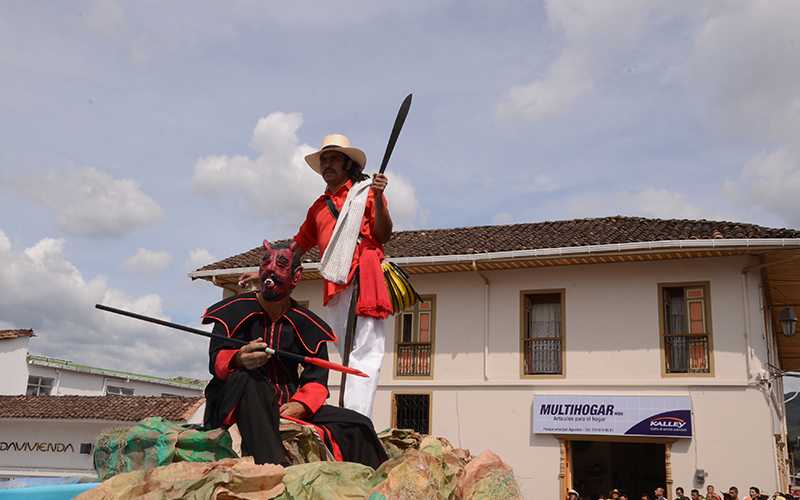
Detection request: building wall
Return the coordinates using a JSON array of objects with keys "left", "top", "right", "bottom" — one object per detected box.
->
[
  {"left": 26, "top": 365, "right": 202, "bottom": 397},
  {"left": 0, "top": 419, "right": 122, "bottom": 477},
  {"left": 0, "top": 337, "right": 31, "bottom": 395},
  {"left": 294, "top": 256, "right": 770, "bottom": 388},
  {"left": 293, "top": 255, "right": 781, "bottom": 497}
]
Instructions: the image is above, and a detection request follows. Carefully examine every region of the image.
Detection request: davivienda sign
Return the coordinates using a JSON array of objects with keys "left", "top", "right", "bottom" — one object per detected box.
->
[{"left": 533, "top": 395, "right": 692, "bottom": 438}]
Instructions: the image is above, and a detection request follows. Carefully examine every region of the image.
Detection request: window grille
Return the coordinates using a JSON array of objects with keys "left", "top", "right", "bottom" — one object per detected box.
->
[
  {"left": 394, "top": 394, "right": 430, "bottom": 434},
  {"left": 395, "top": 297, "right": 435, "bottom": 377},
  {"left": 523, "top": 293, "right": 563, "bottom": 375},
  {"left": 662, "top": 285, "right": 711, "bottom": 374}
]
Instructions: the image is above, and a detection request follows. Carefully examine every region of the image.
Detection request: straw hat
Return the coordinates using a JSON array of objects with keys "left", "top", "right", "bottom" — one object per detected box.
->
[{"left": 304, "top": 134, "right": 367, "bottom": 175}]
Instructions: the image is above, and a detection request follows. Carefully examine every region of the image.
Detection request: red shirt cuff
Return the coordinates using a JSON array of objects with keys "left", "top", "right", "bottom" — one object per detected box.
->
[
  {"left": 290, "top": 382, "right": 328, "bottom": 414},
  {"left": 214, "top": 349, "right": 238, "bottom": 380}
]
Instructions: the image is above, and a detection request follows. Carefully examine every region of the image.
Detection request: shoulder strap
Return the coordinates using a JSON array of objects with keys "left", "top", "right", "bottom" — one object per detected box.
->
[{"left": 324, "top": 197, "right": 339, "bottom": 219}]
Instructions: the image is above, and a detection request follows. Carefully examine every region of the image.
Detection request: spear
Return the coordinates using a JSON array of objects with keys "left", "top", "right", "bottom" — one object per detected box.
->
[{"left": 94, "top": 304, "right": 368, "bottom": 378}]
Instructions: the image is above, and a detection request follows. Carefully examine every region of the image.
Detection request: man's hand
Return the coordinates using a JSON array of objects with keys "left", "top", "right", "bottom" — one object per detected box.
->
[
  {"left": 371, "top": 173, "right": 388, "bottom": 193},
  {"left": 279, "top": 401, "right": 309, "bottom": 419},
  {"left": 234, "top": 341, "right": 270, "bottom": 370},
  {"left": 237, "top": 271, "right": 259, "bottom": 289}
]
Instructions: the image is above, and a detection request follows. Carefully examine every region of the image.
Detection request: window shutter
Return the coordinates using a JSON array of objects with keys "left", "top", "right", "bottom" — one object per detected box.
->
[{"left": 686, "top": 287, "right": 708, "bottom": 371}]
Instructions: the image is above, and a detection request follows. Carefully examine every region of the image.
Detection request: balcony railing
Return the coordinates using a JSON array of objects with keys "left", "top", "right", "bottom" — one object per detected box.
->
[
  {"left": 524, "top": 337, "right": 562, "bottom": 375},
  {"left": 396, "top": 343, "right": 432, "bottom": 377},
  {"left": 665, "top": 334, "right": 710, "bottom": 373}
]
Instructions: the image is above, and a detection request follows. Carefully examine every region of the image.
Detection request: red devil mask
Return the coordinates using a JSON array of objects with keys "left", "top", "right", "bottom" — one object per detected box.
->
[{"left": 258, "top": 240, "right": 302, "bottom": 302}]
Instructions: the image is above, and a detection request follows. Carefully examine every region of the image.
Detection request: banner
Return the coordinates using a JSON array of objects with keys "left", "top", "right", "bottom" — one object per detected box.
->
[{"left": 532, "top": 395, "right": 692, "bottom": 438}]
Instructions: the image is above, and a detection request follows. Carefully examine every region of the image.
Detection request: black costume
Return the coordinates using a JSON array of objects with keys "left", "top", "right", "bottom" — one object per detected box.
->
[{"left": 202, "top": 292, "right": 387, "bottom": 468}]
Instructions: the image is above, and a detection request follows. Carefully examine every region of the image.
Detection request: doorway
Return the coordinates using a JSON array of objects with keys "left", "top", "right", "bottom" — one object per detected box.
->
[{"left": 570, "top": 440, "right": 666, "bottom": 499}]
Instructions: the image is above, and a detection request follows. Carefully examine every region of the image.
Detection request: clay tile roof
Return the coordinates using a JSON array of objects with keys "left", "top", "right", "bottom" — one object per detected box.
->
[
  {"left": 195, "top": 215, "right": 800, "bottom": 272},
  {"left": 0, "top": 329, "right": 34, "bottom": 340},
  {"left": 0, "top": 396, "right": 204, "bottom": 422}
]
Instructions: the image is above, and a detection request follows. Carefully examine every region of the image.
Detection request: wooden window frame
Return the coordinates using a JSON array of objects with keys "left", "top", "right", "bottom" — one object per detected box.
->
[
  {"left": 658, "top": 281, "right": 715, "bottom": 377},
  {"left": 393, "top": 295, "right": 436, "bottom": 379},
  {"left": 390, "top": 390, "right": 433, "bottom": 435},
  {"left": 520, "top": 289, "right": 566, "bottom": 379}
]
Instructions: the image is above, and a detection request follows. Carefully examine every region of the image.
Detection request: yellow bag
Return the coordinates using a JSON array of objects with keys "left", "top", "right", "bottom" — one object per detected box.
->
[{"left": 382, "top": 262, "right": 422, "bottom": 313}]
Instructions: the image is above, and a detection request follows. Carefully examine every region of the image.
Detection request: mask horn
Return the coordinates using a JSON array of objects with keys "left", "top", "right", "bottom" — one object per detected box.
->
[{"left": 263, "top": 240, "right": 272, "bottom": 251}]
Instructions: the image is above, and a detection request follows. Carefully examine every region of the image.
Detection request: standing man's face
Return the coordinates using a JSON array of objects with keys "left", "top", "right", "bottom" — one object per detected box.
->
[{"left": 320, "top": 151, "right": 350, "bottom": 189}]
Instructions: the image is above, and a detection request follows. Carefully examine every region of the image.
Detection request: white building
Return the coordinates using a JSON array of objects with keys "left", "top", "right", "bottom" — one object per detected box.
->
[
  {"left": 0, "top": 329, "right": 206, "bottom": 480},
  {"left": 0, "top": 395, "right": 204, "bottom": 479},
  {"left": 191, "top": 216, "right": 800, "bottom": 499},
  {"left": 0, "top": 330, "right": 204, "bottom": 398},
  {"left": 26, "top": 355, "right": 204, "bottom": 398},
  {"left": 0, "top": 330, "right": 34, "bottom": 395}
]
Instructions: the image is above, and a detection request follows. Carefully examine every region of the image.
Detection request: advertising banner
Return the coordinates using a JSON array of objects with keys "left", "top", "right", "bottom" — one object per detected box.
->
[{"left": 532, "top": 395, "right": 692, "bottom": 438}]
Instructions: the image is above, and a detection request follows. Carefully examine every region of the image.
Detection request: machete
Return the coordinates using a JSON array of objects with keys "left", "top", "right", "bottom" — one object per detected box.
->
[{"left": 378, "top": 93, "right": 412, "bottom": 174}]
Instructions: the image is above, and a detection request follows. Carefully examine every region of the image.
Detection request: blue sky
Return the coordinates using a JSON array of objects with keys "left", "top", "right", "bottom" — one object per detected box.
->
[{"left": 1, "top": 1, "right": 799, "bottom": 378}]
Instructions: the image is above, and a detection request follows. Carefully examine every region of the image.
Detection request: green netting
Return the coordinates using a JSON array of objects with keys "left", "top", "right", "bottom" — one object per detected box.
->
[{"left": 93, "top": 417, "right": 237, "bottom": 480}]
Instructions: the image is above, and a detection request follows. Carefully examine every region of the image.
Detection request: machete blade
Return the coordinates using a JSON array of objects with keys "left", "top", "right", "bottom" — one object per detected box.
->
[{"left": 378, "top": 93, "right": 412, "bottom": 174}]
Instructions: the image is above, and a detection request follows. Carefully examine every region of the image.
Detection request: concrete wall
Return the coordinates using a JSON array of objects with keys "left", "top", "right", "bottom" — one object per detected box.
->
[
  {"left": 0, "top": 337, "right": 31, "bottom": 395},
  {"left": 0, "top": 419, "right": 124, "bottom": 477},
  {"left": 294, "top": 256, "right": 770, "bottom": 388},
  {"left": 26, "top": 365, "right": 202, "bottom": 397},
  {"left": 291, "top": 255, "right": 780, "bottom": 498}
]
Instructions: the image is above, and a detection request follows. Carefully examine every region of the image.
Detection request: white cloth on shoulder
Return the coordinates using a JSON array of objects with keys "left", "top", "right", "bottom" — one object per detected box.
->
[{"left": 319, "top": 179, "right": 372, "bottom": 285}]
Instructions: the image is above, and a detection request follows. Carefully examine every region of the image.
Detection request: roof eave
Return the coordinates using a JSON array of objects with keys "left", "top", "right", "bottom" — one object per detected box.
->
[{"left": 188, "top": 238, "right": 800, "bottom": 279}]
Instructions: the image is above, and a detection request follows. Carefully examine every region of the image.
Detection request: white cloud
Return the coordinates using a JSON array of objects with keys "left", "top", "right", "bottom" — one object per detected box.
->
[
  {"left": 568, "top": 188, "right": 705, "bottom": 220},
  {"left": 685, "top": 1, "right": 800, "bottom": 226},
  {"left": 187, "top": 248, "right": 217, "bottom": 271},
  {"left": 192, "top": 111, "right": 422, "bottom": 231},
  {"left": 84, "top": 0, "right": 125, "bottom": 37},
  {"left": 497, "top": 49, "right": 593, "bottom": 121},
  {"left": 384, "top": 173, "right": 420, "bottom": 229},
  {"left": 493, "top": 212, "right": 514, "bottom": 225},
  {"left": 13, "top": 167, "right": 163, "bottom": 237},
  {"left": 497, "top": 0, "right": 675, "bottom": 121},
  {"left": 0, "top": 230, "right": 206, "bottom": 378},
  {"left": 724, "top": 149, "right": 800, "bottom": 227},
  {"left": 687, "top": 0, "right": 800, "bottom": 144},
  {"left": 124, "top": 248, "right": 172, "bottom": 274}
]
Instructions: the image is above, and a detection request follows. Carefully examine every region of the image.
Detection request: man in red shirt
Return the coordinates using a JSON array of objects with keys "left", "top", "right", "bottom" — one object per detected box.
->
[{"left": 293, "top": 134, "right": 393, "bottom": 418}]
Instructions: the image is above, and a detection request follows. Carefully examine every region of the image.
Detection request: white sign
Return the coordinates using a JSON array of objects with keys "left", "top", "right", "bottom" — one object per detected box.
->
[{"left": 533, "top": 395, "right": 692, "bottom": 438}]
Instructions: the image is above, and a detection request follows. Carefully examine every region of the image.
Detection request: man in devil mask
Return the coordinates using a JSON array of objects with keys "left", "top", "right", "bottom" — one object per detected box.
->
[{"left": 203, "top": 240, "right": 388, "bottom": 467}]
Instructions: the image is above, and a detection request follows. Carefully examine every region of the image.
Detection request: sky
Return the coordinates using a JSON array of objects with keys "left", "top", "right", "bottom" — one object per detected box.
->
[{"left": 1, "top": 1, "right": 799, "bottom": 380}]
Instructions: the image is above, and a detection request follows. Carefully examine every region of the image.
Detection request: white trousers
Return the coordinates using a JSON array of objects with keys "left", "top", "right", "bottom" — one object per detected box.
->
[{"left": 325, "top": 284, "right": 386, "bottom": 418}]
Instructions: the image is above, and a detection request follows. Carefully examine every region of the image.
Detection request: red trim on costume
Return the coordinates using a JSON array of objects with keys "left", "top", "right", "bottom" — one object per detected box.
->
[
  {"left": 231, "top": 311, "right": 264, "bottom": 337},
  {"left": 204, "top": 314, "right": 231, "bottom": 337},
  {"left": 284, "top": 316, "right": 332, "bottom": 355},
  {"left": 290, "top": 307, "right": 337, "bottom": 341},
  {"left": 214, "top": 349, "right": 239, "bottom": 380},
  {"left": 223, "top": 404, "right": 238, "bottom": 426},
  {"left": 289, "top": 382, "right": 328, "bottom": 414},
  {"left": 321, "top": 424, "right": 344, "bottom": 461},
  {"left": 280, "top": 415, "right": 343, "bottom": 462},
  {"left": 205, "top": 297, "right": 258, "bottom": 316}
]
